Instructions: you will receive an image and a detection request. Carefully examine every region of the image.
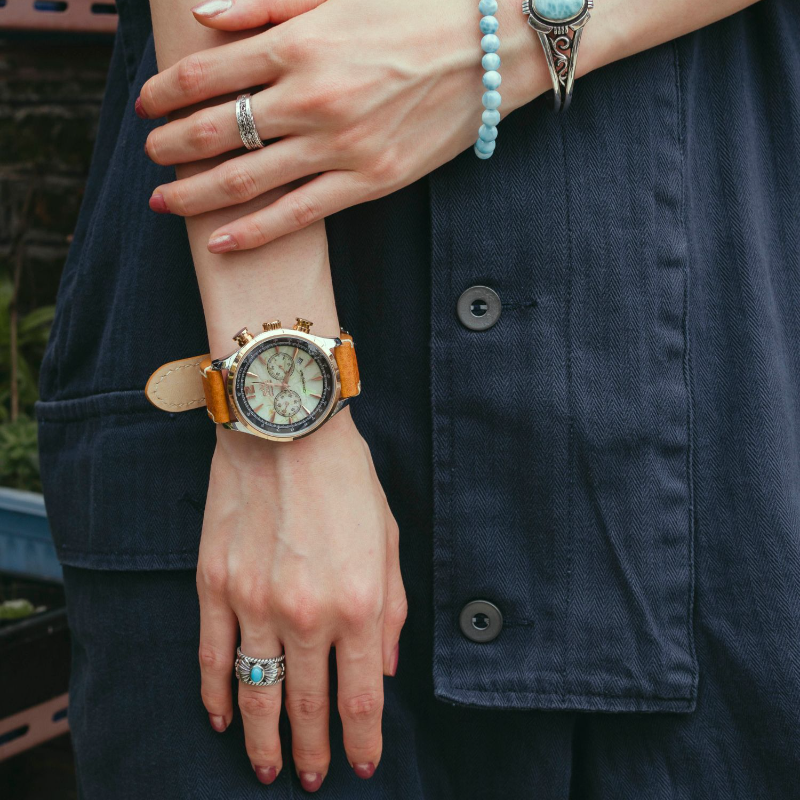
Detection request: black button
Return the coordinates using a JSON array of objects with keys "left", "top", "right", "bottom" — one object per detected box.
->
[
  {"left": 457, "top": 286, "right": 501, "bottom": 331},
  {"left": 459, "top": 600, "right": 503, "bottom": 643}
]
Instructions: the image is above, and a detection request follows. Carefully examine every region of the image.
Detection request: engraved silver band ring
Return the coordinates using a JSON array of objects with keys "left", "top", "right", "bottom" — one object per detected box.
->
[
  {"left": 235, "top": 646, "right": 286, "bottom": 687},
  {"left": 522, "top": 0, "right": 594, "bottom": 114},
  {"left": 235, "top": 93, "right": 265, "bottom": 150}
]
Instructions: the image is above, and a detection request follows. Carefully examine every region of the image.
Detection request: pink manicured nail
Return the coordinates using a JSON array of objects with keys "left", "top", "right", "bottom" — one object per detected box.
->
[
  {"left": 192, "top": 0, "right": 233, "bottom": 17},
  {"left": 299, "top": 772, "right": 323, "bottom": 792},
  {"left": 149, "top": 193, "right": 170, "bottom": 214},
  {"left": 208, "top": 234, "right": 238, "bottom": 253},
  {"left": 254, "top": 766, "right": 277, "bottom": 785},
  {"left": 390, "top": 643, "right": 399, "bottom": 677},
  {"left": 208, "top": 714, "right": 227, "bottom": 732},
  {"left": 353, "top": 762, "right": 375, "bottom": 779},
  {"left": 134, "top": 97, "right": 148, "bottom": 119}
]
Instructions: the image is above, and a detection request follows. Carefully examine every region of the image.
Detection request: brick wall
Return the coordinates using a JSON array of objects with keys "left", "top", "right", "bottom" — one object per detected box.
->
[{"left": 0, "top": 34, "right": 112, "bottom": 313}]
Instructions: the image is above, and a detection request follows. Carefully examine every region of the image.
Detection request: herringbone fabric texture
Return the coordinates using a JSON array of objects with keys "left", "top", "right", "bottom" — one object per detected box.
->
[{"left": 37, "top": 0, "right": 800, "bottom": 796}]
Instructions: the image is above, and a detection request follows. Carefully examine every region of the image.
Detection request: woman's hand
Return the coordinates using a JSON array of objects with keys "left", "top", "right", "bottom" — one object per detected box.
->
[
  {"left": 197, "top": 407, "right": 406, "bottom": 791},
  {"left": 138, "top": 0, "right": 545, "bottom": 252}
]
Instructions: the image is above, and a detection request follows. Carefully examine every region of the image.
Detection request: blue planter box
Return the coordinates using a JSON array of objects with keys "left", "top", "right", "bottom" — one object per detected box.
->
[{"left": 0, "top": 487, "right": 61, "bottom": 583}]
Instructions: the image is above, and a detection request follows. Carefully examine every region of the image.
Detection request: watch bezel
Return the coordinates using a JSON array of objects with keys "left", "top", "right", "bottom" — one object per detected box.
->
[{"left": 225, "top": 329, "right": 341, "bottom": 442}]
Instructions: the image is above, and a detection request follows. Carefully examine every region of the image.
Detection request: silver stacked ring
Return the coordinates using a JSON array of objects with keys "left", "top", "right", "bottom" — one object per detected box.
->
[
  {"left": 235, "top": 93, "right": 265, "bottom": 150},
  {"left": 235, "top": 646, "right": 286, "bottom": 687}
]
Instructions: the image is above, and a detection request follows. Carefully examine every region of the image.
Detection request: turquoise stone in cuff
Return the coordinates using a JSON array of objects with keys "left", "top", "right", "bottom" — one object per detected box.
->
[
  {"left": 482, "top": 91, "right": 502, "bottom": 110},
  {"left": 475, "top": 137, "right": 496, "bottom": 155},
  {"left": 478, "top": 0, "right": 498, "bottom": 14},
  {"left": 479, "top": 15, "right": 498, "bottom": 34},
  {"left": 482, "top": 70, "right": 502, "bottom": 90},
  {"left": 482, "top": 53, "right": 500, "bottom": 71},
  {"left": 482, "top": 109, "right": 501, "bottom": 126},
  {"left": 481, "top": 34, "right": 500, "bottom": 54},
  {"left": 250, "top": 665, "right": 264, "bottom": 683},
  {"left": 533, "top": 0, "right": 584, "bottom": 22}
]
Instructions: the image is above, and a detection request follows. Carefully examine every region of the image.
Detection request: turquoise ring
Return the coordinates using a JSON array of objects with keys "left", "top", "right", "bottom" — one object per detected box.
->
[
  {"left": 235, "top": 646, "right": 286, "bottom": 687},
  {"left": 522, "top": 0, "right": 594, "bottom": 113}
]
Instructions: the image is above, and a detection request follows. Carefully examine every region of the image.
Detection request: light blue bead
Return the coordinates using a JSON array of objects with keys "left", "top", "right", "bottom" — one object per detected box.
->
[
  {"left": 482, "top": 109, "right": 501, "bottom": 126},
  {"left": 474, "top": 143, "right": 494, "bottom": 160},
  {"left": 482, "top": 90, "right": 502, "bottom": 110},
  {"left": 479, "top": 124, "right": 498, "bottom": 142},
  {"left": 482, "top": 70, "right": 502, "bottom": 90},
  {"left": 475, "top": 137, "right": 496, "bottom": 154},
  {"left": 479, "top": 15, "right": 499, "bottom": 34},
  {"left": 482, "top": 52, "right": 501, "bottom": 71},
  {"left": 481, "top": 34, "right": 500, "bottom": 54},
  {"left": 478, "top": 0, "right": 498, "bottom": 14},
  {"left": 533, "top": 0, "right": 583, "bottom": 22},
  {"left": 250, "top": 665, "right": 264, "bottom": 683}
]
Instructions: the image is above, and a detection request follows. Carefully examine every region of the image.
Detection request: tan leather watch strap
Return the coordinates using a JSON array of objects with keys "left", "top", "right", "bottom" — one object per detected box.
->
[
  {"left": 144, "top": 355, "right": 208, "bottom": 412},
  {"left": 199, "top": 357, "right": 231, "bottom": 424},
  {"left": 334, "top": 332, "right": 361, "bottom": 399},
  {"left": 145, "top": 332, "right": 360, "bottom": 421}
]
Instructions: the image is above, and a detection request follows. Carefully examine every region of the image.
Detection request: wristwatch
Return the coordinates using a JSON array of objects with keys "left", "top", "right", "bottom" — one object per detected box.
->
[{"left": 144, "top": 318, "right": 361, "bottom": 442}]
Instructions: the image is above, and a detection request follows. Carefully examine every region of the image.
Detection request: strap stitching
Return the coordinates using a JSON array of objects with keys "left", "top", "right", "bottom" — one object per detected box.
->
[{"left": 151, "top": 360, "right": 206, "bottom": 408}]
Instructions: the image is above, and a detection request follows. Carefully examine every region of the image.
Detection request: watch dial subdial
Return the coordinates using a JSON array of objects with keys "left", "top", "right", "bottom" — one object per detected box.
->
[
  {"left": 267, "top": 352, "right": 295, "bottom": 381},
  {"left": 273, "top": 389, "right": 302, "bottom": 418}
]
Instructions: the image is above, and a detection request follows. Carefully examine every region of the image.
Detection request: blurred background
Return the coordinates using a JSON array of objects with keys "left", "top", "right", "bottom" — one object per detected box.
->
[{"left": 1, "top": 2, "right": 115, "bottom": 796}]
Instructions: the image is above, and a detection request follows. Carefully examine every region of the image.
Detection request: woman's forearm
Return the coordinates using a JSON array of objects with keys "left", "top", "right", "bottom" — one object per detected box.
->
[{"left": 148, "top": 1, "right": 338, "bottom": 360}]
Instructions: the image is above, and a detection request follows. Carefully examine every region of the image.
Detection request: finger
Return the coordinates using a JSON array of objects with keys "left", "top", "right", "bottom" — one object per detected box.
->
[
  {"left": 191, "top": 0, "right": 328, "bottom": 30},
  {"left": 238, "top": 627, "right": 285, "bottom": 786},
  {"left": 146, "top": 91, "right": 293, "bottom": 166},
  {"left": 207, "top": 171, "right": 366, "bottom": 252},
  {"left": 197, "top": 586, "right": 238, "bottom": 733},
  {"left": 151, "top": 138, "right": 322, "bottom": 218},
  {"left": 382, "top": 523, "right": 407, "bottom": 677},
  {"left": 283, "top": 637, "right": 332, "bottom": 794},
  {"left": 336, "top": 626, "right": 385, "bottom": 781},
  {"left": 138, "top": 35, "right": 278, "bottom": 120}
]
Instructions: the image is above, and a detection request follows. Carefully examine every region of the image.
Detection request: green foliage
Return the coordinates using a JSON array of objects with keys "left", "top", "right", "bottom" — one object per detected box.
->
[{"left": 0, "top": 273, "right": 54, "bottom": 491}]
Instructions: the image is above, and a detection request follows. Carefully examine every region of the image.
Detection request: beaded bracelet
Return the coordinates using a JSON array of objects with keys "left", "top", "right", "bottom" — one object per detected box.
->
[{"left": 474, "top": 0, "right": 502, "bottom": 160}]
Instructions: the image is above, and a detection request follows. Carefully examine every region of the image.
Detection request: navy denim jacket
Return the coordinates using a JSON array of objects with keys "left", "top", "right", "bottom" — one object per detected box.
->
[{"left": 37, "top": 0, "right": 800, "bottom": 715}]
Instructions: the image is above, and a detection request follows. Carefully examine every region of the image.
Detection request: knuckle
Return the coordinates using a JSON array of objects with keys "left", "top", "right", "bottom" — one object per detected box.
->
[
  {"left": 285, "top": 692, "right": 329, "bottom": 723},
  {"left": 144, "top": 132, "right": 165, "bottom": 165},
  {"left": 139, "top": 79, "right": 157, "bottom": 113},
  {"left": 239, "top": 688, "right": 281, "bottom": 719},
  {"left": 339, "top": 691, "right": 383, "bottom": 723},
  {"left": 233, "top": 585, "right": 273, "bottom": 619},
  {"left": 223, "top": 163, "right": 259, "bottom": 203},
  {"left": 337, "top": 584, "right": 384, "bottom": 627},
  {"left": 286, "top": 192, "right": 323, "bottom": 230},
  {"left": 388, "top": 594, "right": 409, "bottom": 627},
  {"left": 197, "top": 559, "right": 228, "bottom": 598},
  {"left": 189, "top": 114, "right": 220, "bottom": 154},
  {"left": 165, "top": 181, "right": 192, "bottom": 217},
  {"left": 201, "top": 689, "right": 230, "bottom": 712},
  {"left": 177, "top": 55, "right": 207, "bottom": 97},
  {"left": 198, "top": 644, "right": 230, "bottom": 674},
  {"left": 275, "top": 591, "right": 324, "bottom": 634}
]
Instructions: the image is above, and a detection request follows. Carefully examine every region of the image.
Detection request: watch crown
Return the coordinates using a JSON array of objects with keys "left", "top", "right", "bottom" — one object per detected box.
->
[
  {"left": 293, "top": 318, "right": 313, "bottom": 333},
  {"left": 262, "top": 319, "right": 282, "bottom": 332},
  {"left": 233, "top": 327, "right": 254, "bottom": 346}
]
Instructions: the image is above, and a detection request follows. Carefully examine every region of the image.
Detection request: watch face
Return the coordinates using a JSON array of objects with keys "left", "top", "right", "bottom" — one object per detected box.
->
[{"left": 234, "top": 336, "right": 336, "bottom": 438}]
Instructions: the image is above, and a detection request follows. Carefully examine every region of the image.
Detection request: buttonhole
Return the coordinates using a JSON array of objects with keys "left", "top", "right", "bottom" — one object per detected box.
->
[{"left": 502, "top": 299, "right": 538, "bottom": 312}]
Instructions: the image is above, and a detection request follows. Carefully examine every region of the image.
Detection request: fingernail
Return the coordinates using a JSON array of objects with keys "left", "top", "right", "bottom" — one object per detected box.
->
[
  {"left": 254, "top": 766, "right": 277, "bottom": 785},
  {"left": 208, "top": 714, "right": 227, "bottom": 732},
  {"left": 192, "top": 0, "right": 233, "bottom": 17},
  {"left": 149, "top": 193, "right": 170, "bottom": 214},
  {"left": 299, "top": 772, "right": 323, "bottom": 792},
  {"left": 353, "top": 762, "right": 375, "bottom": 779},
  {"left": 208, "top": 234, "right": 238, "bottom": 253},
  {"left": 134, "top": 97, "right": 148, "bottom": 119},
  {"left": 390, "top": 643, "right": 399, "bottom": 677}
]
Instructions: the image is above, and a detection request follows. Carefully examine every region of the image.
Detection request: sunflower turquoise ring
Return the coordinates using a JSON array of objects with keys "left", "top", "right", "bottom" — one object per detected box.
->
[{"left": 234, "top": 647, "right": 286, "bottom": 687}]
